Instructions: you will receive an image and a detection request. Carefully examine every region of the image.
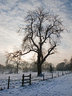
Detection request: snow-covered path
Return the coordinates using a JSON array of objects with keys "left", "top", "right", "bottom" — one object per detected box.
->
[{"left": 0, "top": 73, "right": 72, "bottom": 96}]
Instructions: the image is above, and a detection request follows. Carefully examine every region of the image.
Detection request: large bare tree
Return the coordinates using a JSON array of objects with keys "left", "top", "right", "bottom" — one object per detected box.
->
[{"left": 6, "top": 8, "right": 64, "bottom": 76}]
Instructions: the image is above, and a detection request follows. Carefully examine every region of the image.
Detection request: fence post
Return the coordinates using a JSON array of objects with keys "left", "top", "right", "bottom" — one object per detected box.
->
[
  {"left": 7, "top": 76, "right": 10, "bottom": 89},
  {"left": 22, "top": 74, "right": 24, "bottom": 86},
  {"left": 52, "top": 72, "right": 53, "bottom": 79},
  {"left": 43, "top": 74, "right": 44, "bottom": 80},
  {"left": 58, "top": 72, "right": 59, "bottom": 77},
  {"left": 29, "top": 74, "right": 31, "bottom": 85},
  {"left": 62, "top": 71, "right": 64, "bottom": 75}
]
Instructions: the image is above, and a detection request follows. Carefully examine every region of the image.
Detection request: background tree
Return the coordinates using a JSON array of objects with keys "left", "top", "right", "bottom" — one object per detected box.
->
[
  {"left": 30, "top": 62, "right": 37, "bottom": 72},
  {"left": 69, "top": 57, "right": 72, "bottom": 71},
  {"left": 56, "top": 62, "right": 65, "bottom": 71},
  {"left": 6, "top": 51, "right": 22, "bottom": 73},
  {"left": 49, "top": 64, "right": 53, "bottom": 73},
  {"left": 0, "top": 64, "right": 5, "bottom": 73},
  {"left": 5, "top": 64, "right": 14, "bottom": 73},
  {"left": 42, "top": 62, "right": 53, "bottom": 72},
  {"left": 21, "top": 61, "right": 30, "bottom": 72}
]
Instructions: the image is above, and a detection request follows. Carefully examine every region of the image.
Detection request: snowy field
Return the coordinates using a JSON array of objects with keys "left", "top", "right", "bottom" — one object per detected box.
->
[{"left": 0, "top": 72, "right": 72, "bottom": 96}]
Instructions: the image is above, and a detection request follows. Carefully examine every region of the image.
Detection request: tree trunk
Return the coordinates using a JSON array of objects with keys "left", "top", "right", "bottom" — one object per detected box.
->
[
  {"left": 37, "top": 50, "right": 43, "bottom": 76},
  {"left": 37, "top": 63, "right": 42, "bottom": 76}
]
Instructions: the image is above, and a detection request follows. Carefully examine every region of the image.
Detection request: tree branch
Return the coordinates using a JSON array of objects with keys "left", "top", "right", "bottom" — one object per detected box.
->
[{"left": 41, "top": 44, "right": 56, "bottom": 65}]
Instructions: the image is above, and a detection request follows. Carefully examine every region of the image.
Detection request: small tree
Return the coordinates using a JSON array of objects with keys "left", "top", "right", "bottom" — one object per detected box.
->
[
  {"left": 49, "top": 64, "right": 53, "bottom": 73},
  {"left": 56, "top": 62, "right": 65, "bottom": 71},
  {"left": 42, "top": 62, "right": 52, "bottom": 71},
  {"left": 6, "top": 51, "right": 21, "bottom": 74}
]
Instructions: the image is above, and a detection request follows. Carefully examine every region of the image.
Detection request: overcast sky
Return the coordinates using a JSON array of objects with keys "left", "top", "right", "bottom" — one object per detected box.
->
[{"left": 0, "top": 0, "right": 72, "bottom": 65}]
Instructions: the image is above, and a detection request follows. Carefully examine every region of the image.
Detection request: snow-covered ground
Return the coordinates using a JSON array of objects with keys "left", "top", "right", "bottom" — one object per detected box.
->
[{"left": 0, "top": 72, "right": 72, "bottom": 96}]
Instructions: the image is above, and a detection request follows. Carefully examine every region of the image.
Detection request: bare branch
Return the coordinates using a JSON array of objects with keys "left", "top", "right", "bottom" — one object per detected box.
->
[{"left": 41, "top": 44, "right": 56, "bottom": 65}]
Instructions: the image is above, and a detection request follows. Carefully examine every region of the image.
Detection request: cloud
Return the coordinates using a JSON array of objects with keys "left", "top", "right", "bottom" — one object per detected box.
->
[{"left": 0, "top": 0, "right": 72, "bottom": 65}]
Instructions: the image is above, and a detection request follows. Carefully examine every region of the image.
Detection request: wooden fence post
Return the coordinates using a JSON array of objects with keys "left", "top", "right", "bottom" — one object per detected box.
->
[
  {"left": 22, "top": 74, "right": 24, "bottom": 86},
  {"left": 43, "top": 74, "right": 44, "bottom": 80},
  {"left": 7, "top": 76, "right": 10, "bottom": 89},
  {"left": 29, "top": 74, "right": 31, "bottom": 85},
  {"left": 52, "top": 72, "right": 53, "bottom": 79},
  {"left": 62, "top": 71, "right": 64, "bottom": 75},
  {"left": 58, "top": 72, "right": 59, "bottom": 77}
]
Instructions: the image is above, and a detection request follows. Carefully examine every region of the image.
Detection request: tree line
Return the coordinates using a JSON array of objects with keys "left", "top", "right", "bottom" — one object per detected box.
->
[
  {"left": 56, "top": 57, "right": 72, "bottom": 71},
  {"left": 0, "top": 57, "right": 72, "bottom": 74}
]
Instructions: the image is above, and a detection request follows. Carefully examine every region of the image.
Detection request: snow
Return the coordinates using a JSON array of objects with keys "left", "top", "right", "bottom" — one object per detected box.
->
[{"left": 0, "top": 72, "right": 72, "bottom": 96}]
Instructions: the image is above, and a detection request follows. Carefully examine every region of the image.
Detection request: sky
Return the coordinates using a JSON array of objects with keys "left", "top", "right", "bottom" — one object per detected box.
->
[{"left": 0, "top": 0, "right": 72, "bottom": 65}]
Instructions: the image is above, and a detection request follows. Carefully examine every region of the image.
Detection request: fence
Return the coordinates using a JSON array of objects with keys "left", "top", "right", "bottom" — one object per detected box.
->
[
  {"left": 0, "top": 71, "right": 71, "bottom": 90},
  {"left": 22, "top": 74, "right": 31, "bottom": 86}
]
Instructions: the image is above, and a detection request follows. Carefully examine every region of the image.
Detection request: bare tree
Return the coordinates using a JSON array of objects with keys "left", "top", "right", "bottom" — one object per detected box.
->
[
  {"left": 6, "top": 8, "right": 64, "bottom": 76},
  {"left": 6, "top": 51, "right": 21, "bottom": 73}
]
